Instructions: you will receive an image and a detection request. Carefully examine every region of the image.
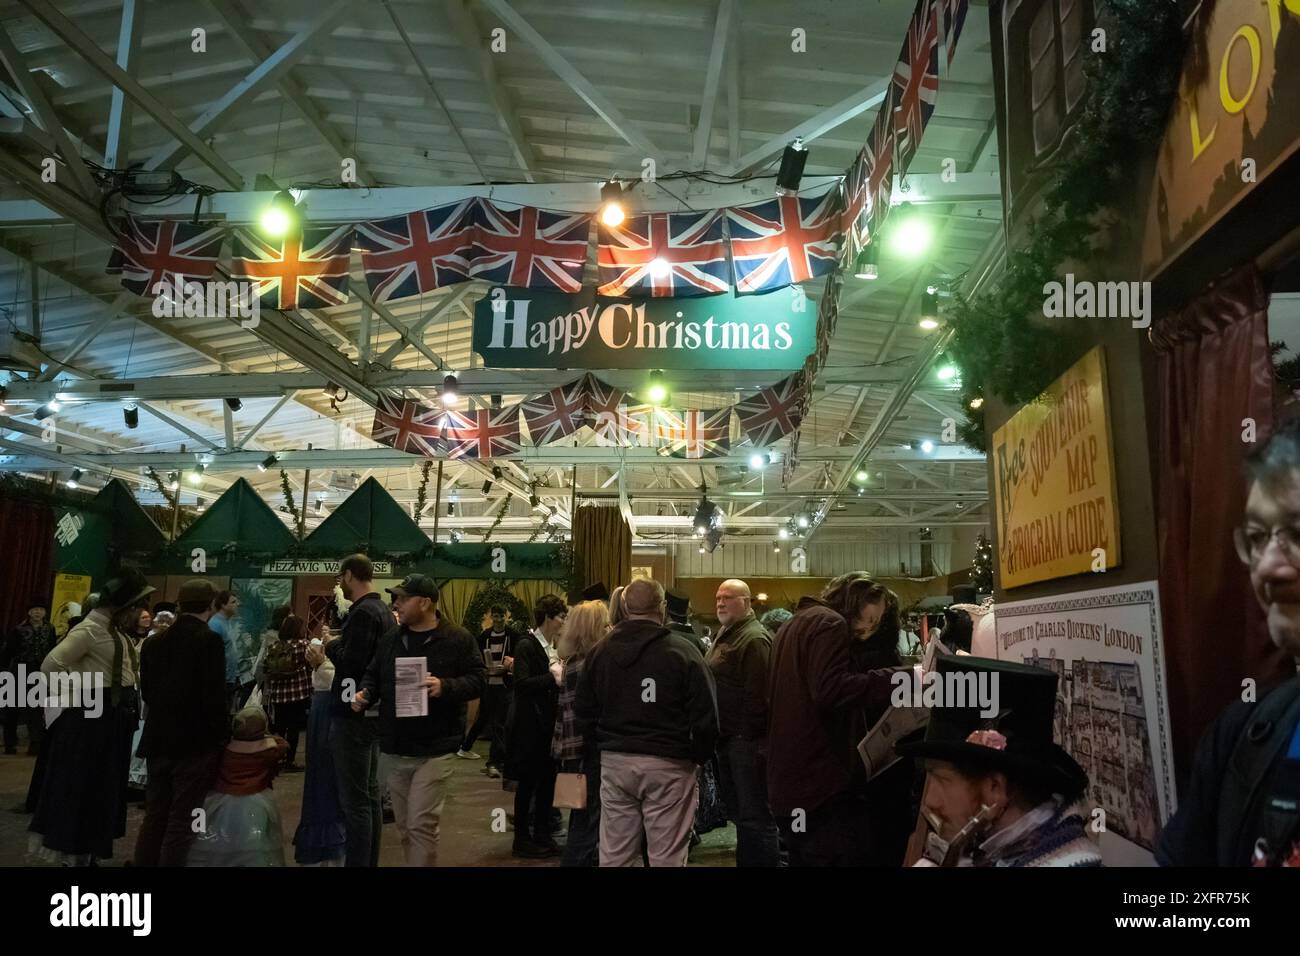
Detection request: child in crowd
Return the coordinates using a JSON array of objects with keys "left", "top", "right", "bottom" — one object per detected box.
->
[{"left": 186, "top": 705, "right": 288, "bottom": 866}]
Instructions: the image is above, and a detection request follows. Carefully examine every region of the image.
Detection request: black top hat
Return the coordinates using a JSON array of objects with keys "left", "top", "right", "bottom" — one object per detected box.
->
[
  {"left": 665, "top": 588, "right": 690, "bottom": 622},
  {"left": 896, "top": 656, "right": 1088, "bottom": 800},
  {"left": 100, "top": 569, "right": 156, "bottom": 609},
  {"left": 580, "top": 582, "right": 611, "bottom": 603}
]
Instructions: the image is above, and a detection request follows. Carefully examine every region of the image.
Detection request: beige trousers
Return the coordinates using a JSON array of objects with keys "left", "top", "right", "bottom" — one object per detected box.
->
[
  {"left": 380, "top": 752, "right": 455, "bottom": 866},
  {"left": 599, "top": 751, "right": 699, "bottom": 867}
]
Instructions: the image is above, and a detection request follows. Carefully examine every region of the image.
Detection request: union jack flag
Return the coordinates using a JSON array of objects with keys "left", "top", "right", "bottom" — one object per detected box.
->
[
  {"left": 597, "top": 210, "right": 729, "bottom": 297},
  {"left": 736, "top": 373, "right": 807, "bottom": 447},
  {"left": 106, "top": 216, "right": 223, "bottom": 296},
  {"left": 726, "top": 186, "right": 843, "bottom": 295},
  {"left": 440, "top": 406, "right": 522, "bottom": 460},
  {"left": 466, "top": 199, "right": 590, "bottom": 293},
  {"left": 581, "top": 375, "right": 650, "bottom": 446},
  {"left": 866, "top": 99, "right": 897, "bottom": 242},
  {"left": 840, "top": 147, "right": 870, "bottom": 261},
  {"left": 370, "top": 393, "right": 444, "bottom": 457},
  {"left": 939, "top": 0, "right": 969, "bottom": 66},
  {"left": 355, "top": 201, "right": 476, "bottom": 302},
  {"left": 232, "top": 224, "right": 354, "bottom": 310},
  {"left": 656, "top": 408, "right": 731, "bottom": 460},
  {"left": 892, "top": 0, "right": 941, "bottom": 174},
  {"left": 522, "top": 377, "right": 587, "bottom": 446}
]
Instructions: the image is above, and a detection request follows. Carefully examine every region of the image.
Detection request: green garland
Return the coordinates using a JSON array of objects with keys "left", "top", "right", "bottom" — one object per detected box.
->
[
  {"left": 481, "top": 496, "right": 511, "bottom": 541},
  {"left": 946, "top": 0, "right": 1186, "bottom": 450},
  {"left": 413, "top": 460, "right": 433, "bottom": 522},
  {"left": 278, "top": 469, "right": 301, "bottom": 526},
  {"left": 146, "top": 466, "right": 177, "bottom": 510}
]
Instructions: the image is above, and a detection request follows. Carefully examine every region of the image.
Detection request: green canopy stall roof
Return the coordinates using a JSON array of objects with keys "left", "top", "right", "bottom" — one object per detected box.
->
[
  {"left": 173, "top": 477, "right": 298, "bottom": 558},
  {"left": 301, "top": 477, "right": 429, "bottom": 558},
  {"left": 96, "top": 478, "right": 167, "bottom": 554}
]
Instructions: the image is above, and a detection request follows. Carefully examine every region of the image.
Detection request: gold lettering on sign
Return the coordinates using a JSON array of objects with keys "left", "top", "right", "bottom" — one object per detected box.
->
[{"left": 1219, "top": 25, "right": 1262, "bottom": 115}]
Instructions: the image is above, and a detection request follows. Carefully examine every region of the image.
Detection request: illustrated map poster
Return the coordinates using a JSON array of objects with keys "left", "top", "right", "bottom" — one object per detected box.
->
[{"left": 994, "top": 580, "right": 1175, "bottom": 866}]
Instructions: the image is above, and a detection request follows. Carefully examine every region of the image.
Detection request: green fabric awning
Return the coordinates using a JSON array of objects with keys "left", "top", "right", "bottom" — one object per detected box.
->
[
  {"left": 97, "top": 478, "right": 167, "bottom": 553},
  {"left": 173, "top": 477, "right": 297, "bottom": 556},
  {"left": 301, "top": 477, "right": 430, "bottom": 557}
]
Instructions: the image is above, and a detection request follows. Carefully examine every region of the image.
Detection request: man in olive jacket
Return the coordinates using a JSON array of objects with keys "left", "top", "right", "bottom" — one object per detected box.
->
[{"left": 706, "top": 579, "right": 779, "bottom": 866}]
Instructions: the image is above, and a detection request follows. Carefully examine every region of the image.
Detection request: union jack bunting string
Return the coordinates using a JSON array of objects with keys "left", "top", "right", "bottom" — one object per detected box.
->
[
  {"left": 106, "top": 216, "right": 223, "bottom": 296},
  {"left": 440, "top": 406, "right": 523, "bottom": 460},
  {"left": 726, "top": 186, "right": 844, "bottom": 295},
  {"left": 597, "top": 210, "right": 730, "bottom": 298},
  {"left": 370, "top": 394, "right": 444, "bottom": 457},
  {"left": 354, "top": 200, "right": 477, "bottom": 302},
  {"left": 656, "top": 408, "right": 732, "bottom": 460},
  {"left": 232, "top": 224, "right": 354, "bottom": 310},
  {"left": 892, "top": 0, "right": 941, "bottom": 175},
  {"left": 521, "top": 377, "right": 588, "bottom": 446},
  {"left": 735, "top": 373, "right": 807, "bottom": 448},
  {"left": 938, "top": 0, "right": 970, "bottom": 66}
]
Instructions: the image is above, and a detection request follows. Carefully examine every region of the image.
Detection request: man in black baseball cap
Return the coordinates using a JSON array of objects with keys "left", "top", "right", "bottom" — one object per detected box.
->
[{"left": 353, "top": 572, "right": 484, "bottom": 866}]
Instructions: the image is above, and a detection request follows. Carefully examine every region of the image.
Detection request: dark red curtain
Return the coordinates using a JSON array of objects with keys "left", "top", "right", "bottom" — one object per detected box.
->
[
  {"left": 0, "top": 497, "right": 56, "bottom": 632},
  {"left": 1152, "top": 264, "right": 1293, "bottom": 780}
]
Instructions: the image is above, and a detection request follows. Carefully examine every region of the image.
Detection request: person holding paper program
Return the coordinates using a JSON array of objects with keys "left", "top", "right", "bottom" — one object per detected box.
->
[{"left": 351, "top": 575, "right": 484, "bottom": 866}]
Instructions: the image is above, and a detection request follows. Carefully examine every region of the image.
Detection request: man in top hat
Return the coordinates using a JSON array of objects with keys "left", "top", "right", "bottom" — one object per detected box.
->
[
  {"left": 898, "top": 656, "right": 1101, "bottom": 867},
  {"left": 665, "top": 588, "right": 706, "bottom": 656},
  {"left": 353, "top": 574, "right": 484, "bottom": 866},
  {"left": 581, "top": 582, "right": 611, "bottom": 603}
]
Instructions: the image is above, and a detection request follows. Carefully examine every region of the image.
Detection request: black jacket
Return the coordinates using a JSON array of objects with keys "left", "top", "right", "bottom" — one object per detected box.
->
[
  {"left": 575, "top": 617, "right": 719, "bottom": 764},
  {"left": 137, "top": 614, "right": 228, "bottom": 759},
  {"left": 705, "top": 612, "right": 771, "bottom": 739},
  {"left": 327, "top": 592, "right": 390, "bottom": 718},
  {"left": 505, "top": 630, "right": 558, "bottom": 778},
  {"left": 1157, "top": 676, "right": 1300, "bottom": 866},
  {"left": 359, "top": 620, "right": 485, "bottom": 758}
]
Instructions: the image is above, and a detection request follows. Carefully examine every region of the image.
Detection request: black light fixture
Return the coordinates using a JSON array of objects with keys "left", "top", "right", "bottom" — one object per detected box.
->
[
  {"left": 482, "top": 479, "right": 493, "bottom": 494},
  {"left": 492, "top": 465, "right": 504, "bottom": 480},
  {"left": 447, "top": 501, "right": 456, "bottom": 516},
  {"left": 853, "top": 243, "right": 879, "bottom": 280},
  {"left": 188, "top": 463, "right": 205, "bottom": 486},
  {"left": 65, "top": 468, "right": 82, "bottom": 490},
  {"left": 123, "top": 403, "right": 139, "bottom": 429},
  {"left": 693, "top": 496, "right": 720, "bottom": 536},
  {"left": 167, "top": 471, "right": 180, "bottom": 492},
  {"left": 450, "top": 529, "right": 464, "bottom": 544},
  {"left": 441, "top": 374, "right": 459, "bottom": 408},
  {"left": 529, "top": 493, "right": 541, "bottom": 508},
  {"left": 34, "top": 402, "right": 58, "bottom": 420},
  {"left": 225, "top": 398, "right": 242, "bottom": 412},
  {"left": 646, "top": 370, "right": 669, "bottom": 405},
  {"left": 599, "top": 180, "right": 626, "bottom": 227},
  {"left": 775, "top": 138, "right": 808, "bottom": 196},
  {"left": 920, "top": 287, "right": 940, "bottom": 330},
  {"left": 490, "top": 394, "right": 502, "bottom": 411},
  {"left": 314, "top": 495, "right": 325, "bottom": 515},
  {"left": 772, "top": 542, "right": 780, "bottom": 554},
  {"left": 258, "top": 453, "right": 278, "bottom": 473}
]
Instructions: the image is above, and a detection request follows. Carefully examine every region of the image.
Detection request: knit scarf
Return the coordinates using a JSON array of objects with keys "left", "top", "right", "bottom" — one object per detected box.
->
[{"left": 967, "top": 798, "right": 1103, "bottom": 868}]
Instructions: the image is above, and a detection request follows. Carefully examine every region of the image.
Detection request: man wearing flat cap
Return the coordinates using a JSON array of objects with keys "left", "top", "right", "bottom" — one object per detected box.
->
[
  {"left": 353, "top": 575, "right": 484, "bottom": 866},
  {"left": 899, "top": 656, "right": 1102, "bottom": 867}
]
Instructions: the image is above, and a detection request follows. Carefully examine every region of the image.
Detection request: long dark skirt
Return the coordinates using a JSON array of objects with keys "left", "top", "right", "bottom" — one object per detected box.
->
[
  {"left": 292, "top": 691, "right": 347, "bottom": 865},
  {"left": 29, "top": 699, "right": 136, "bottom": 862}
]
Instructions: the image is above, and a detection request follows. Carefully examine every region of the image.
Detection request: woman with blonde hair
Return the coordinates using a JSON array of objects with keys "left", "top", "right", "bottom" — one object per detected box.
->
[{"left": 551, "top": 599, "right": 611, "bottom": 866}]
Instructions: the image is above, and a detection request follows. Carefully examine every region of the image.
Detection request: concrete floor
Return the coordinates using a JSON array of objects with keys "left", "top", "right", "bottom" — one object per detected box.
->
[{"left": 0, "top": 736, "right": 737, "bottom": 867}]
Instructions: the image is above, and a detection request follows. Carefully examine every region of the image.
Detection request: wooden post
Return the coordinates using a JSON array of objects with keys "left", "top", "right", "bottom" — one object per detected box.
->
[
  {"left": 430, "top": 459, "right": 444, "bottom": 543},
  {"left": 299, "top": 442, "right": 311, "bottom": 542},
  {"left": 170, "top": 442, "right": 185, "bottom": 543}
]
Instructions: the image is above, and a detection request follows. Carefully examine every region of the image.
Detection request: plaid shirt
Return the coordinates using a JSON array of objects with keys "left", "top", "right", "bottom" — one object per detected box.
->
[
  {"left": 265, "top": 637, "right": 313, "bottom": 704},
  {"left": 551, "top": 654, "right": 587, "bottom": 769}
]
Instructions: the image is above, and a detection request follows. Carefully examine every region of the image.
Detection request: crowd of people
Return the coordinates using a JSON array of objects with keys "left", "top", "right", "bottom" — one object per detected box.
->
[{"left": 7, "top": 403, "right": 1300, "bottom": 870}]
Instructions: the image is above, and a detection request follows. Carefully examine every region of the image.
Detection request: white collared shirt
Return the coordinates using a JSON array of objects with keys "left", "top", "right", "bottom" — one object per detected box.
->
[{"left": 534, "top": 627, "right": 559, "bottom": 664}]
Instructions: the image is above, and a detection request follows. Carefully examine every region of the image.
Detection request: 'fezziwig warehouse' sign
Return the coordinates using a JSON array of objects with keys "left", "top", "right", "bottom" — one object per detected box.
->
[{"left": 472, "top": 286, "right": 814, "bottom": 370}]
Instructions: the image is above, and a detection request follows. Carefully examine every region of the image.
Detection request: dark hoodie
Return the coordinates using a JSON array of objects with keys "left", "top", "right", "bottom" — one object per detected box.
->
[{"left": 575, "top": 617, "right": 719, "bottom": 764}]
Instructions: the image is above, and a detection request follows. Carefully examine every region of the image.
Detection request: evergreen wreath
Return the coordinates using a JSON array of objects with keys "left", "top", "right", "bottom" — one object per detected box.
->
[
  {"left": 946, "top": 0, "right": 1187, "bottom": 450},
  {"left": 460, "top": 581, "right": 533, "bottom": 636}
]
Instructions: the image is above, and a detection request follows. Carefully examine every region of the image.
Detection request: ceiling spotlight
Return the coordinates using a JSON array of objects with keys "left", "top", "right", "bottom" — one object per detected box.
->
[
  {"left": 919, "top": 317, "right": 940, "bottom": 331},
  {"left": 65, "top": 468, "right": 82, "bottom": 490},
  {"left": 888, "top": 204, "right": 934, "bottom": 260},
  {"left": 441, "top": 374, "right": 459, "bottom": 408},
  {"left": 599, "top": 181, "right": 626, "bottom": 227},
  {"left": 188, "top": 463, "right": 205, "bottom": 485},
  {"left": 482, "top": 479, "right": 493, "bottom": 494},
  {"left": 969, "top": 397, "right": 985, "bottom": 410},
  {"left": 956, "top": 502, "right": 965, "bottom": 510},
  {"left": 225, "top": 398, "right": 242, "bottom": 412},
  {"left": 853, "top": 245, "right": 879, "bottom": 280},
  {"left": 699, "top": 545, "right": 706, "bottom": 554},
  {"left": 492, "top": 465, "right": 504, "bottom": 480},
  {"left": 167, "top": 472, "right": 180, "bottom": 492},
  {"left": 854, "top": 469, "right": 870, "bottom": 484},
  {"left": 258, "top": 189, "right": 298, "bottom": 238},
  {"left": 314, "top": 495, "right": 325, "bottom": 515},
  {"left": 123, "top": 403, "right": 139, "bottom": 429},
  {"left": 34, "top": 402, "right": 57, "bottom": 420},
  {"left": 693, "top": 496, "right": 719, "bottom": 535},
  {"left": 647, "top": 370, "right": 669, "bottom": 405},
  {"left": 773, "top": 543, "right": 781, "bottom": 553},
  {"left": 450, "top": 529, "right": 463, "bottom": 544},
  {"left": 796, "top": 514, "right": 810, "bottom": 529},
  {"left": 258, "top": 453, "right": 278, "bottom": 473},
  {"left": 775, "top": 137, "right": 808, "bottom": 196},
  {"left": 197, "top": 503, "right": 206, "bottom": 513},
  {"left": 778, "top": 527, "right": 790, "bottom": 540},
  {"left": 529, "top": 493, "right": 541, "bottom": 508},
  {"left": 937, "top": 365, "right": 958, "bottom": 382},
  {"left": 921, "top": 440, "right": 935, "bottom": 454},
  {"left": 749, "top": 451, "right": 769, "bottom": 470},
  {"left": 648, "top": 257, "right": 671, "bottom": 279},
  {"left": 490, "top": 393, "right": 502, "bottom": 411}
]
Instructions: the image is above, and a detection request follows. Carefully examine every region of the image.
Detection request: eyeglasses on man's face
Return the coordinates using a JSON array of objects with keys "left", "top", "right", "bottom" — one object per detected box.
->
[{"left": 1233, "top": 523, "right": 1300, "bottom": 566}]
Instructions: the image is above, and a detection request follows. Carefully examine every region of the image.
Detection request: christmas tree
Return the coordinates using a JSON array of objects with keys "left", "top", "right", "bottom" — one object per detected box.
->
[{"left": 971, "top": 531, "right": 993, "bottom": 594}]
